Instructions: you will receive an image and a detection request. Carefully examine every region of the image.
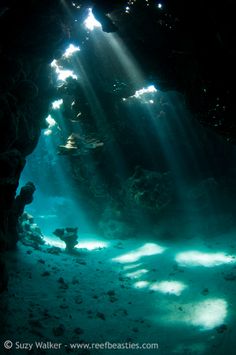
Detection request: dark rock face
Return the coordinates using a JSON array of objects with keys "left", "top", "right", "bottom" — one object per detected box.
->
[
  {"left": 111, "top": 0, "right": 236, "bottom": 142},
  {"left": 0, "top": 259, "right": 8, "bottom": 293},
  {"left": 0, "top": 0, "right": 73, "bottom": 250},
  {"left": 6, "top": 182, "right": 36, "bottom": 249},
  {"left": 124, "top": 167, "right": 174, "bottom": 211},
  {"left": 0, "top": 150, "right": 25, "bottom": 249}
]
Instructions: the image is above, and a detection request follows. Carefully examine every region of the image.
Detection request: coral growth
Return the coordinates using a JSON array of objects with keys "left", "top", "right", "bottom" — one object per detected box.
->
[{"left": 19, "top": 212, "right": 45, "bottom": 249}]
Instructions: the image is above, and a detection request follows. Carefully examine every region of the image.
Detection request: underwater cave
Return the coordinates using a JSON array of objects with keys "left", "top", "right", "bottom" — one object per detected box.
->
[{"left": 1, "top": 1, "right": 236, "bottom": 354}]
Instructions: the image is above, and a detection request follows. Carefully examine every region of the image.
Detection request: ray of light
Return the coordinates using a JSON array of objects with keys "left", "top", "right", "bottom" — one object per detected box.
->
[
  {"left": 45, "top": 114, "right": 56, "bottom": 127},
  {"left": 52, "top": 99, "right": 63, "bottom": 110},
  {"left": 84, "top": 8, "right": 102, "bottom": 31},
  {"left": 63, "top": 44, "right": 80, "bottom": 58},
  {"left": 50, "top": 59, "right": 77, "bottom": 82}
]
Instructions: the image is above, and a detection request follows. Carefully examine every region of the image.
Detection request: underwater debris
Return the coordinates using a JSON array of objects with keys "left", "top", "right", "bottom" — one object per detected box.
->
[
  {"left": 132, "top": 327, "right": 139, "bottom": 333},
  {"left": 96, "top": 311, "right": 106, "bottom": 320},
  {"left": 53, "top": 324, "right": 65, "bottom": 337},
  {"left": 53, "top": 227, "right": 78, "bottom": 252},
  {"left": 74, "top": 295, "right": 83, "bottom": 304},
  {"left": 57, "top": 277, "right": 69, "bottom": 290},
  {"left": 223, "top": 272, "right": 236, "bottom": 281},
  {"left": 29, "top": 319, "right": 43, "bottom": 329},
  {"left": 74, "top": 327, "right": 84, "bottom": 335},
  {"left": 72, "top": 276, "right": 79, "bottom": 284},
  {"left": 216, "top": 324, "right": 228, "bottom": 333},
  {"left": 107, "top": 289, "right": 118, "bottom": 303},
  {"left": 201, "top": 288, "right": 209, "bottom": 296},
  {"left": 46, "top": 246, "right": 61, "bottom": 255},
  {"left": 58, "top": 133, "right": 104, "bottom": 156},
  {"left": 38, "top": 258, "right": 45, "bottom": 264},
  {"left": 41, "top": 271, "right": 50, "bottom": 277}
]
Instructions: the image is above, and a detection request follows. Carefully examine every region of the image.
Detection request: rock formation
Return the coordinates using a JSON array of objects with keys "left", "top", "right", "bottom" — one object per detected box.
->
[{"left": 53, "top": 227, "right": 79, "bottom": 252}]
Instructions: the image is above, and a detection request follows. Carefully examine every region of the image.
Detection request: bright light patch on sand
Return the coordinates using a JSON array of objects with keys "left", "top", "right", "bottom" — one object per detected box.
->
[
  {"left": 176, "top": 250, "right": 235, "bottom": 267},
  {"left": 161, "top": 298, "right": 227, "bottom": 331},
  {"left": 52, "top": 99, "right": 63, "bottom": 109},
  {"left": 113, "top": 243, "right": 165, "bottom": 263},
  {"left": 44, "top": 237, "right": 108, "bottom": 251},
  {"left": 125, "top": 269, "right": 149, "bottom": 279},
  {"left": 44, "top": 237, "right": 65, "bottom": 249},
  {"left": 133, "top": 281, "right": 150, "bottom": 289},
  {"left": 50, "top": 59, "right": 77, "bottom": 82},
  {"left": 84, "top": 8, "right": 102, "bottom": 31},
  {"left": 123, "top": 263, "right": 143, "bottom": 270},
  {"left": 190, "top": 299, "right": 227, "bottom": 330},
  {"left": 76, "top": 241, "right": 108, "bottom": 250},
  {"left": 150, "top": 281, "right": 187, "bottom": 296},
  {"left": 63, "top": 44, "right": 80, "bottom": 58}
]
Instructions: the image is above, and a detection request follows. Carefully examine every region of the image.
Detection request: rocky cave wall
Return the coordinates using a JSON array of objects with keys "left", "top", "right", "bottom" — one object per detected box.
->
[{"left": 0, "top": 0, "right": 76, "bottom": 250}]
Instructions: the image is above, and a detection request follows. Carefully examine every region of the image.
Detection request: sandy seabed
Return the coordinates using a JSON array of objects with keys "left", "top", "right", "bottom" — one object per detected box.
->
[{"left": 1, "top": 231, "right": 236, "bottom": 355}]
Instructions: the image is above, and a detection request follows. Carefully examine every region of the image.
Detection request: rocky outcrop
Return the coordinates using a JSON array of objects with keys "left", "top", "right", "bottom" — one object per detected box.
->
[
  {"left": 0, "top": 259, "right": 8, "bottom": 293},
  {"left": 6, "top": 182, "right": 36, "bottom": 249},
  {"left": 18, "top": 212, "right": 45, "bottom": 249},
  {"left": 53, "top": 227, "right": 78, "bottom": 252}
]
